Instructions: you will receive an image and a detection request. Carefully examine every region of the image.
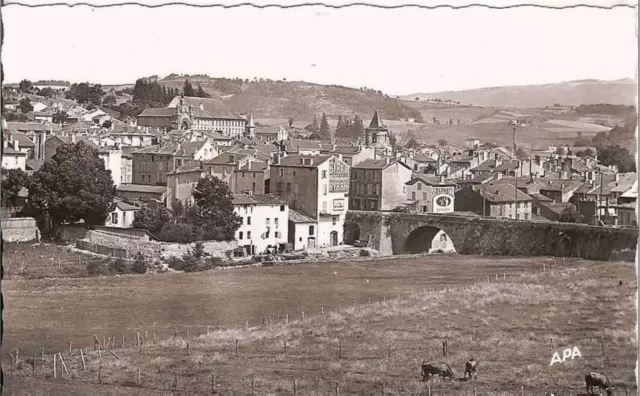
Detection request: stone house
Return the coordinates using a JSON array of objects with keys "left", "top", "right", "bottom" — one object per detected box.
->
[
  {"left": 404, "top": 175, "right": 456, "bottom": 214},
  {"left": 455, "top": 183, "right": 533, "bottom": 220},
  {"left": 349, "top": 158, "right": 412, "bottom": 211}
]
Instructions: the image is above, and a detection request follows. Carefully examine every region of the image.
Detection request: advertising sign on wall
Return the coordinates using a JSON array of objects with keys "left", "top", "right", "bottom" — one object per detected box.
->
[
  {"left": 433, "top": 194, "right": 454, "bottom": 213},
  {"left": 328, "top": 157, "right": 349, "bottom": 193},
  {"left": 333, "top": 199, "right": 345, "bottom": 211}
]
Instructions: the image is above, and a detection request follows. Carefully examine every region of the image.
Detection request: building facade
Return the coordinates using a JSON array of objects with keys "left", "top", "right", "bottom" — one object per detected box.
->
[
  {"left": 270, "top": 155, "right": 350, "bottom": 247},
  {"left": 405, "top": 176, "right": 456, "bottom": 213},
  {"left": 131, "top": 144, "right": 180, "bottom": 185},
  {"left": 349, "top": 159, "right": 412, "bottom": 211},
  {"left": 455, "top": 184, "right": 533, "bottom": 220},
  {"left": 105, "top": 200, "right": 140, "bottom": 228},
  {"left": 233, "top": 193, "right": 290, "bottom": 255}
]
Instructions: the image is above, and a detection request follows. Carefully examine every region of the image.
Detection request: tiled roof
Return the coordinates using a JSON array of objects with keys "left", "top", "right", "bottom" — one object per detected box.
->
[
  {"left": 470, "top": 159, "right": 497, "bottom": 171},
  {"left": 609, "top": 173, "right": 637, "bottom": 193},
  {"left": 115, "top": 199, "right": 141, "bottom": 211},
  {"left": 451, "top": 155, "right": 475, "bottom": 163},
  {"left": 175, "top": 141, "right": 205, "bottom": 157},
  {"left": 167, "top": 96, "right": 243, "bottom": 120},
  {"left": 276, "top": 155, "right": 331, "bottom": 168},
  {"left": 476, "top": 183, "right": 533, "bottom": 203},
  {"left": 117, "top": 184, "right": 166, "bottom": 194},
  {"left": 3, "top": 147, "right": 27, "bottom": 155},
  {"left": 540, "top": 201, "right": 574, "bottom": 215},
  {"left": 289, "top": 209, "right": 316, "bottom": 223},
  {"left": 26, "top": 159, "right": 44, "bottom": 171},
  {"left": 534, "top": 179, "right": 584, "bottom": 193},
  {"left": 285, "top": 139, "right": 325, "bottom": 152},
  {"left": 229, "top": 147, "right": 270, "bottom": 161},
  {"left": 202, "top": 131, "right": 232, "bottom": 140},
  {"left": 4, "top": 131, "right": 35, "bottom": 147},
  {"left": 168, "top": 160, "right": 203, "bottom": 175},
  {"left": 239, "top": 161, "right": 268, "bottom": 171},
  {"left": 354, "top": 159, "right": 406, "bottom": 170},
  {"left": 137, "top": 108, "right": 176, "bottom": 117},
  {"left": 205, "top": 152, "right": 250, "bottom": 165},
  {"left": 493, "top": 160, "right": 520, "bottom": 172},
  {"left": 367, "top": 110, "right": 386, "bottom": 130},
  {"left": 413, "top": 153, "right": 437, "bottom": 163},
  {"left": 121, "top": 146, "right": 136, "bottom": 158},
  {"left": 6, "top": 122, "right": 62, "bottom": 132},
  {"left": 530, "top": 193, "right": 554, "bottom": 202},
  {"left": 406, "top": 175, "right": 456, "bottom": 186},
  {"left": 331, "top": 145, "right": 360, "bottom": 155},
  {"left": 232, "top": 193, "right": 287, "bottom": 206},
  {"left": 133, "top": 144, "right": 180, "bottom": 155},
  {"left": 253, "top": 142, "right": 279, "bottom": 154},
  {"left": 255, "top": 125, "right": 284, "bottom": 135}
]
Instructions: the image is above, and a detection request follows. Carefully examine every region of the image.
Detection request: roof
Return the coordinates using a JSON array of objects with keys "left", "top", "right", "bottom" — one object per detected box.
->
[
  {"left": 6, "top": 122, "right": 62, "bottom": 133},
  {"left": 175, "top": 141, "right": 206, "bottom": 157},
  {"left": 470, "top": 159, "right": 497, "bottom": 171},
  {"left": 137, "top": 108, "right": 176, "bottom": 117},
  {"left": 367, "top": 110, "right": 387, "bottom": 130},
  {"left": 530, "top": 193, "right": 554, "bottom": 202},
  {"left": 168, "top": 160, "right": 203, "bottom": 175},
  {"left": 202, "top": 131, "right": 232, "bottom": 140},
  {"left": 228, "top": 147, "right": 270, "bottom": 161},
  {"left": 116, "top": 184, "right": 167, "bottom": 194},
  {"left": 406, "top": 175, "right": 456, "bottom": 187},
  {"left": 451, "top": 155, "right": 475, "bottom": 163},
  {"left": 476, "top": 183, "right": 533, "bottom": 203},
  {"left": 289, "top": 209, "right": 316, "bottom": 223},
  {"left": 239, "top": 161, "right": 268, "bottom": 171},
  {"left": 331, "top": 145, "right": 360, "bottom": 155},
  {"left": 354, "top": 158, "right": 409, "bottom": 170},
  {"left": 413, "top": 153, "right": 437, "bottom": 163},
  {"left": 493, "top": 160, "right": 520, "bottom": 173},
  {"left": 4, "top": 131, "right": 35, "bottom": 147},
  {"left": 205, "top": 152, "right": 250, "bottom": 165},
  {"left": 3, "top": 147, "right": 27, "bottom": 155},
  {"left": 610, "top": 173, "right": 637, "bottom": 194},
  {"left": 115, "top": 200, "right": 141, "bottom": 211},
  {"left": 276, "top": 155, "right": 331, "bottom": 168},
  {"left": 133, "top": 144, "right": 180, "bottom": 155},
  {"left": 26, "top": 159, "right": 44, "bottom": 171},
  {"left": 285, "top": 139, "right": 325, "bottom": 153},
  {"left": 620, "top": 181, "right": 638, "bottom": 198},
  {"left": 533, "top": 179, "right": 584, "bottom": 193},
  {"left": 540, "top": 201, "right": 574, "bottom": 215},
  {"left": 121, "top": 146, "right": 136, "bottom": 158},
  {"left": 167, "top": 96, "right": 243, "bottom": 120},
  {"left": 255, "top": 125, "right": 284, "bottom": 135},
  {"left": 232, "top": 193, "right": 288, "bottom": 206}
]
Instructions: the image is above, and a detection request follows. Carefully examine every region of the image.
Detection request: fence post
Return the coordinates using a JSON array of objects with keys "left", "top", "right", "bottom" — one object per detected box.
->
[
  {"left": 211, "top": 373, "right": 215, "bottom": 393},
  {"left": 293, "top": 378, "right": 297, "bottom": 396},
  {"left": 53, "top": 353, "right": 57, "bottom": 379},
  {"left": 68, "top": 341, "right": 72, "bottom": 356},
  {"left": 137, "top": 369, "right": 141, "bottom": 385},
  {"left": 80, "top": 349, "right": 86, "bottom": 370},
  {"left": 339, "top": 338, "right": 342, "bottom": 358},
  {"left": 284, "top": 341, "right": 287, "bottom": 356},
  {"left": 335, "top": 382, "right": 340, "bottom": 396},
  {"left": 235, "top": 339, "right": 238, "bottom": 356},
  {"left": 98, "top": 365, "right": 102, "bottom": 383}
]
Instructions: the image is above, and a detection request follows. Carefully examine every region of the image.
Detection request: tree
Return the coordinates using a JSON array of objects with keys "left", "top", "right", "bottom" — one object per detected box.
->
[
  {"left": 2, "top": 168, "right": 29, "bottom": 208},
  {"left": 52, "top": 110, "right": 68, "bottom": 124},
  {"left": 18, "top": 98, "right": 33, "bottom": 113},
  {"left": 103, "top": 94, "right": 117, "bottom": 106},
  {"left": 132, "top": 201, "right": 174, "bottom": 236},
  {"left": 192, "top": 176, "right": 242, "bottom": 241},
  {"left": 102, "top": 120, "right": 113, "bottom": 129},
  {"left": 183, "top": 79, "right": 195, "bottom": 97},
  {"left": 66, "top": 82, "right": 104, "bottom": 105},
  {"left": 27, "top": 142, "right": 116, "bottom": 239},
  {"left": 196, "top": 84, "right": 210, "bottom": 98},
  {"left": 37, "top": 87, "right": 56, "bottom": 98},
  {"left": 555, "top": 147, "right": 566, "bottom": 156},
  {"left": 288, "top": 117, "right": 294, "bottom": 128},
  {"left": 18, "top": 79, "right": 33, "bottom": 93},
  {"left": 515, "top": 148, "right": 528, "bottom": 160},
  {"left": 598, "top": 145, "right": 636, "bottom": 172},
  {"left": 558, "top": 205, "right": 583, "bottom": 223},
  {"left": 319, "top": 113, "right": 330, "bottom": 137},
  {"left": 305, "top": 116, "right": 320, "bottom": 134},
  {"left": 438, "top": 139, "right": 448, "bottom": 147}
]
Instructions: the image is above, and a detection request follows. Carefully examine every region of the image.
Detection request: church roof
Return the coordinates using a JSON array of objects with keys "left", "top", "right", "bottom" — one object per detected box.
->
[{"left": 367, "top": 110, "right": 387, "bottom": 130}]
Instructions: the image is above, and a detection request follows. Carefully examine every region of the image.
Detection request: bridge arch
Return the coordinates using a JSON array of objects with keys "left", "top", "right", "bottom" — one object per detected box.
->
[{"left": 403, "top": 225, "right": 456, "bottom": 254}]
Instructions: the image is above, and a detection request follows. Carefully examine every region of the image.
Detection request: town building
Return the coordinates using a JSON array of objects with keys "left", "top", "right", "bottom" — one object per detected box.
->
[
  {"left": 270, "top": 154, "right": 350, "bottom": 247},
  {"left": 234, "top": 161, "right": 270, "bottom": 194},
  {"left": 137, "top": 95, "right": 246, "bottom": 137},
  {"left": 116, "top": 184, "right": 167, "bottom": 204},
  {"left": 2, "top": 139, "right": 27, "bottom": 171},
  {"left": 404, "top": 175, "right": 456, "bottom": 213},
  {"left": 131, "top": 144, "right": 180, "bottom": 185},
  {"left": 105, "top": 200, "right": 140, "bottom": 228},
  {"left": 233, "top": 193, "right": 290, "bottom": 255},
  {"left": 364, "top": 110, "right": 392, "bottom": 155},
  {"left": 288, "top": 210, "right": 318, "bottom": 251},
  {"left": 255, "top": 125, "right": 289, "bottom": 142},
  {"left": 121, "top": 147, "right": 134, "bottom": 184},
  {"left": 203, "top": 152, "right": 259, "bottom": 191},
  {"left": 455, "top": 183, "right": 533, "bottom": 220},
  {"left": 349, "top": 158, "right": 412, "bottom": 211},
  {"left": 166, "top": 161, "right": 206, "bottom": 208}
]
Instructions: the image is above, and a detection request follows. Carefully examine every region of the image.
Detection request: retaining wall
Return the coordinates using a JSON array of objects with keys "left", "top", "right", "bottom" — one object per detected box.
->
[{"left": 1, "top": 217, "right": 39, "bottom": 243}]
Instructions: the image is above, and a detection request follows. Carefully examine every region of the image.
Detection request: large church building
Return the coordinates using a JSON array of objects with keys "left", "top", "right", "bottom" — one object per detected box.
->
[{"left": 137, "top": 95, "right": 247, "bottom": 137}]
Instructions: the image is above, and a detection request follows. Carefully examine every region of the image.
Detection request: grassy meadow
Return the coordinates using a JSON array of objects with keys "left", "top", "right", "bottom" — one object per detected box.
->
[{"left": 2, "top": 253, "right": 637, "bottom": 395}]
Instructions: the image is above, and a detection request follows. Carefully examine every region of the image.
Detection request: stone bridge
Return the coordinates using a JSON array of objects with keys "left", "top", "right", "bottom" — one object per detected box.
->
[{"left": 344, "top": 211, "right": 638, "bottom": 261}]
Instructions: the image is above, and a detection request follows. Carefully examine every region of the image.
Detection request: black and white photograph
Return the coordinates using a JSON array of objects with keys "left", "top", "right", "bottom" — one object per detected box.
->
[{"left": 0, "top": 0, "right": 638, "bottom": 394}]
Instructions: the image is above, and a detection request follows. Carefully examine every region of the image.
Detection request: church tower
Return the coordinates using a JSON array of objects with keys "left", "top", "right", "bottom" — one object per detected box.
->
[
  {"left": 245, "top": 112, "right": 256, "bottom": 139},
  {"left": 365, "top": 109, "right": 390, "bottom": 148}
]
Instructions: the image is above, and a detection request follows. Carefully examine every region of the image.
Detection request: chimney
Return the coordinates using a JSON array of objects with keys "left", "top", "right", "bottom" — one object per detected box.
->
[
  {"left": 439, "top": 175, "right": 445, "bottom": 183},
  {"left": 385, "top": 157, "right": 390, "bottom": 165},
  {"left": 199, "top": 103, "right": 204, "bottom": 111},
  {"left": 495, "top": 173, "right": 502, "bottom": 180},
  {"left": 248, "top": 161, "right": 252, "bottom": 170},
  {"left": 272, "top": 152, "right": 279, "bottom": 165},
  {"left": 299, "top": 158, "right": 304, "bottom": 165},
  {"left": 13, "top": 139, "right": 19, "bottom": 151},
  {"left": 229, "top": 154, "right": 235, "bottom": 163},
  {"left": 71, "top": 134, "right": 76, "bottom": 144},
  {"left": 247, "top": 190, "right": 253, "bottom": 196},
  {"left": 3, "top": 139, "right": 8, "bottom": 149},
  {"left": 296, "top": 144, "right": 300, "bottom": 153},
  {"left": 615, "top": 173, "right": 621, "bottom": 183}
]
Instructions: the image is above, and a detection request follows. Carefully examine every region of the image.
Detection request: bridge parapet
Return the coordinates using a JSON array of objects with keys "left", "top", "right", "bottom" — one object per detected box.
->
[{"left": 344, "top": 210, "right": 637, "bottom": 261}]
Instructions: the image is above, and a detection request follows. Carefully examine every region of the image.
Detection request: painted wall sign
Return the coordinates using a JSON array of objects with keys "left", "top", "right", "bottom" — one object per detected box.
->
[
  {"left": 329, "top": 157, "right": 349, "bottom": 193},
  {"left": 333, "top": 199, "right": 345, "bottom": 211}
]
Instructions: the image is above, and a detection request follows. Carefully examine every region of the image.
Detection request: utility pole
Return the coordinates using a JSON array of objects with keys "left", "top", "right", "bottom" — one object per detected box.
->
[{"left": 513, "top": 127, "right": 518, "bottom": 218}]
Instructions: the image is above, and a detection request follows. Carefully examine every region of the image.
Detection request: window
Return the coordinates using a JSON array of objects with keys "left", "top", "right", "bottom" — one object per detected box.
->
[
  {"left": 252, "top": 182, "right": 256, "bottom": 191},
  {"left": 309, "top": 225, "right": 315, "bottom": 235},
  {"left": 370, "top": 200, "right": 377, "bottom": 210},
  {"left": 242, "top": 172, "right": 245, "bottom": 178},
  {"left": 516, "top": 214, "right": 520, "bottom": 220},
  {"left": 422, "top": 205, "right": 427, "bottom": 212},
  {"left": 376, "top": 184, "right": 381, "bottom": 195},
  {"left": 247, "top": 231, "right": 251, "bottom": 239},
  {"left": 524, "top": 213, "right": 529, "bottom": 220},
  {"left": 279, "top": 169, "right": 284, "bottom": 177},
  {"left": 253, "top": 172, "right": 256, "bottom": 178},
  {"left": 440, "top": 234, "right": 447, "bottom": 242},
  {"left": 287, "top": 183, "right": 292, "bottom": 193},
  {"left": 274, "top": 218, "right": 279, "bottom": 228},
  {"left": 280, "top": 205, "right": 285, "bottom": 211},
  {"left": 111, "top": 212, "right": 118, "bottom": 224},
  {"left": 323, "top": 184, "right": 327, "bottom": 195},
  {"left": 275, "top": 231, "right": 281, "bottom": 238},
  {"left": 266, "top": 218, "right": 270, "bottom": 225},
  {"left": 239, "top": 231, "right": 244, "bottom": 240},
  {"left": 412, "top": 192, "right": 416, "bottom": 200},
  {"left": 423, "top": 192, "right": 427, "bottom": 200},
  {"left": 247, "top": 217, "right": 251, "bottom": 225},
  {"left": 276, "top": 182, "right": 283, "bottom": 192},
  {"left": 322, "top": 170, "right": 327, "bottom": 179},
  {"left": 417, "top": 183, "right": 422, "bottom": 191},
  {"left": 142, "top": 175, "right": 145, "bottom": 182},
  {"left": 293, "top": 171, "right": 296, "bottom": 176}
]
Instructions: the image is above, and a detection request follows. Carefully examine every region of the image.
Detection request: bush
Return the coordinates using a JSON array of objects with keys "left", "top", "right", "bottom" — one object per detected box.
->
[
  {"left": 167, "top": 257, "right": 185, "bottom": 271},
  {"left": 204, "top": 256, "right": 224, "bottom": 270},
  {"left": 109, "top": 258, "right": 128, "bottom": 274},
  {"left": 181, "top": 255, "right": 199, "bottom": 272},
  {"left": 132, "top": 260, "right": 147, "bottom": 274},
  {"left": 87, "top": 260, "right": 110, "bottom": 276},
  {"left": 158, "top": 223, "right": 200, "bottom": 243},
  {"left": 191, "top": 241, "right": 205, "bottom": 258}
]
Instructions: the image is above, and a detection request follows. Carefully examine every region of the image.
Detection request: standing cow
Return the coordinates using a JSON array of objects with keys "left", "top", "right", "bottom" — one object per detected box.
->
[
  {"left": 585, "top": 372, "right": 614, "bottom": 396},
  {"left": 421, "top": 361, "right": 456, "bottom": 382},
  {"left": 464, "top": 358, "right": 477, "bottom": 380}
]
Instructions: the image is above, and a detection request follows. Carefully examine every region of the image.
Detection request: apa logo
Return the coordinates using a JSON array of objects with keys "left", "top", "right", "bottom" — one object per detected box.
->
[{"left": 550, "top": 346, "right": 582, "bottom": 366}]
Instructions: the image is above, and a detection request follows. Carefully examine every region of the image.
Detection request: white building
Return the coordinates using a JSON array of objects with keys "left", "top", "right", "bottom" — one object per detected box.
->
[
  {"left": 105, "top": 200, "right": 140, "bottom": 228},
  {"left": 233, "top": 193, "right": 290, "bottom": 255},
  {"left": 98, "top": 146, "right": 123, "bottom": 187},
  {"left": 288, "top": 210, "right": 318, "bottom": 251},
  {"left": 2, "top": 139, "right": 27, "bottom": 170}
]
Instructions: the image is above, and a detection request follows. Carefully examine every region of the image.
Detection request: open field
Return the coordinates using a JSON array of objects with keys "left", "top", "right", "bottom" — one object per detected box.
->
[{"left": 3, "top": 254, "right": 637, "bottom": 395}]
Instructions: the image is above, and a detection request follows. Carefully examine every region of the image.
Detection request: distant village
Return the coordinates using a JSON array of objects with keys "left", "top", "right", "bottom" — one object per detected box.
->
[{"left": 2, "top": 83, "right": 637, "bottom": 257}]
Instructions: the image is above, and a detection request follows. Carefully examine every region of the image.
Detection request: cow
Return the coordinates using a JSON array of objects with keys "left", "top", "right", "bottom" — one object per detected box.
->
[
  {"left": 585, "top": 372, "right": 613, "bottom": 396},
  {"left": 421, "top": 361, "right": 456, "bottom": 382},
  {"left": 464, "top": 358, "right": 477, "bottom": 380}
]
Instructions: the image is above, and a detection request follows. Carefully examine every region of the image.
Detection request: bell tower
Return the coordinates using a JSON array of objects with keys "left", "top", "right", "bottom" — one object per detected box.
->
[{"left": 365, "top": 109, "right": 390, "bottom": 148}]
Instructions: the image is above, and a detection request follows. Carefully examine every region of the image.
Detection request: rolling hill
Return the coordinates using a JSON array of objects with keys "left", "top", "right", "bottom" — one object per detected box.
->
[{"left": 402, "top": 78, "right": 637, "bottom": 108}]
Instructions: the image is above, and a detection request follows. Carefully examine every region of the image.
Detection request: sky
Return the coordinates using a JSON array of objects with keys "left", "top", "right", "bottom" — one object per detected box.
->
[{"left": 2, "top": 1, "right": 637, "bottom": 95}]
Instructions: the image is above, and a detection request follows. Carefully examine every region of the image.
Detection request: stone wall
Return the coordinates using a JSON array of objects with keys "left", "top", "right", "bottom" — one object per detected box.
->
[
  {"left": 78, "top": 230, "right": 237, "bottom": 260},
  {"left": 347, "top": 210, "right": 638, "bottom": 261},
  {"left": 1, "top": 217, "right": 39, "bottom": 243}
]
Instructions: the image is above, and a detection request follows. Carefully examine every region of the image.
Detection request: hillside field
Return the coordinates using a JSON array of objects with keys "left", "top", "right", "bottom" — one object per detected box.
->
[{"left": 2, "top": 253, "right": 637, "bottom": 395}]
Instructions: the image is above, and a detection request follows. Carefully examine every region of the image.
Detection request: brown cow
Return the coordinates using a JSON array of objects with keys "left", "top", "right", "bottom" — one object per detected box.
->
[
  {"left": 421, "top": 361, "right": 455, "bottom": 382},
  {"left": 464, "top": 358, "right": 477, "bottom": 380}
]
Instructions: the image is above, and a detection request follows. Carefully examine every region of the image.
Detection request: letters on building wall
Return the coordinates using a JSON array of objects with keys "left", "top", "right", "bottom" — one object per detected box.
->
[{"left": 328, "top": 157, "right": 349, "bottom": 194}]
